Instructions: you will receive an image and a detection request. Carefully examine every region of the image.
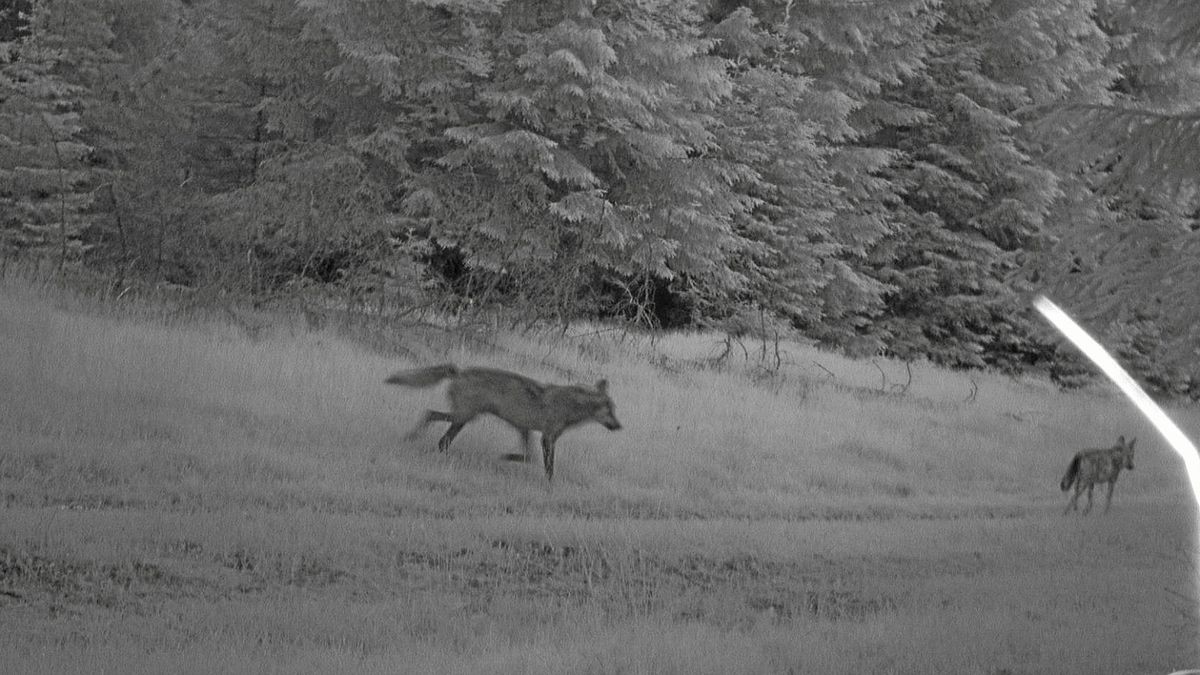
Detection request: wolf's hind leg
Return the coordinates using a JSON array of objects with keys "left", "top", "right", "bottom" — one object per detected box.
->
[
  {"left": 520, "top": 429, "right": 534, "bottom": 462},
  {"left": 437, "top": 420, "right": 469, "bottom": 452},
  {"left": 541, "top": 432, "right": 563, "bottom": 481},
  {"left": 405, "top": 409, "right": 453, "bottom": 442}
]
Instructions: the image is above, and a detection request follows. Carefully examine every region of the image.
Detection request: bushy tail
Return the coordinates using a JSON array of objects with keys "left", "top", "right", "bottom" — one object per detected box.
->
[
  {"left": 1060, "top": 454, "right": 1081, "bottom": 491},
  {"left": 385, "top": 364, "right": 458, "bottom": 388}
]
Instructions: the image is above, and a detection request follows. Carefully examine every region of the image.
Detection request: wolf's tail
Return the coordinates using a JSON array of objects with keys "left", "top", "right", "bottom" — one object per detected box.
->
[
  {"left": 1060, "top": 454, "right": 1081, "bottom": 491},
  {"left": 385, "top": 364, "right": 459, "bottom": 388}
]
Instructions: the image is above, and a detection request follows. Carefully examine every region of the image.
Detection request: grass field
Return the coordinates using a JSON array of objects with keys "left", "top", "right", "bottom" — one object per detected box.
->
[{"left": 1, "top": 276, "right": 1197, "bottom": 674}]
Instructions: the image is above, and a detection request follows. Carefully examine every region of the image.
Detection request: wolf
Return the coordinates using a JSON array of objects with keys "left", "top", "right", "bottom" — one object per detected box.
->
[
  {"left": 384, "top": 364, "right": 621, "bottom": 480},
  {"left": 1059, "top": 435, "right": 1136, "bottom": 515}
]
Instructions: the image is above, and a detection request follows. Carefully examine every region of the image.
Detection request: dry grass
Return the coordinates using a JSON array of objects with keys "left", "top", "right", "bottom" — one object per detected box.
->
[{"left": 0, "top": 275, "right": 1197, "bottom": 674}]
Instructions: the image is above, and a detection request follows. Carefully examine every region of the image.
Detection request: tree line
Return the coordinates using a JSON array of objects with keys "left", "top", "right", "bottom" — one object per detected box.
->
[{"left": 2, "top": 0, "right": 1199, "bottom": 395}]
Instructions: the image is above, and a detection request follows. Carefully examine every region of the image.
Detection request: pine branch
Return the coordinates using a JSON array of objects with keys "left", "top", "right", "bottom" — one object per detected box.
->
[{"left": 1032, "top": 104, "right": 1200, "bottom": 198}]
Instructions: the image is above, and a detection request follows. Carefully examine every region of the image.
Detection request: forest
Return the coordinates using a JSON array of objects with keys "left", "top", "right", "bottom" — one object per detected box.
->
[{"left": 3, "top": 0, "right": 1200, "bottom": 394}]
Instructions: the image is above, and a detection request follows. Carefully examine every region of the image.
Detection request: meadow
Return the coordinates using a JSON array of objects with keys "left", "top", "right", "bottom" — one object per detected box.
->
[{"left": 0, "top": 276, "right": 1197, "bottom": 674}]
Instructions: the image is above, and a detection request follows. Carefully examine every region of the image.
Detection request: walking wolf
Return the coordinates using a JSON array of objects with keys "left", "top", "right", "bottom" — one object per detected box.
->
[
  {"left": 385, "top": 364, "right": 621, "bottom": 480},
  {"left": 1060, "top": 435, "right": 1136, "bottom": 515}
]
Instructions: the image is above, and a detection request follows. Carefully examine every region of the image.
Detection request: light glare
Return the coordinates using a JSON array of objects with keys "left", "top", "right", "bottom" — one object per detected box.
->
[
  {"left": 1034, "top": 295, "right": 1200, "bottom": 638},
  {"left": 1033, "top": 296, "right": 1200, "bottom": 500}
]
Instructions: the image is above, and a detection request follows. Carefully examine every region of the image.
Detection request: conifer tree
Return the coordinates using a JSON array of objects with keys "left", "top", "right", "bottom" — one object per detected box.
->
[
  {"left": 293, "top": 0, "right": 750, "bottom": 322},
  {"left": 1030, "top": 0, "right": 1200, "bottom": 393},
  {"left": 706, "top": 0, "right": 940, "bottom": 348},
  {"left": 0, "top": 0, "right": 111, "bottom": 268},
  {"left": 862, "top": 0, "right": 1115, "bottom": 369}
]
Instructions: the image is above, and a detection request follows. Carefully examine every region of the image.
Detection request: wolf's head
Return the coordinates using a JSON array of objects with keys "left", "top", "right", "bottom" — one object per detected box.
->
[
  {"left": 590, "top": 379, "right": 622, "bottom": 431},
  {"left": 1117, "top": 435, "right": 1136, "bottom": 470}
]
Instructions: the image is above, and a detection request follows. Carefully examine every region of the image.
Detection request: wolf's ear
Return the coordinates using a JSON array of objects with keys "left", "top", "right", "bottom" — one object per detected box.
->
[
  {"left": 1128, "top": 437, "right": 1136, "bottom": 449},
  {"left": 1117, "top": 435, "right": 1125, "bottom": 444},
  {"left": 596, "top": 379, "right": 608, "bottom": 393}
]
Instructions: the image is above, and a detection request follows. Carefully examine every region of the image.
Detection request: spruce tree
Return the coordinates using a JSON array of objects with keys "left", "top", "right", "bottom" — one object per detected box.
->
[
  {"left": 0, "top": 0, "right": 112, "bottom": 269},
  {"left": 1031, "top": 0, "right": 1200, "bottom": 393},
  {"left": 294, "top": 0, "right": 750, "bottom": 322},
  {"left": 863, "top": 0, "right": 1115, "bottom": 369},
  {"left": 706, "top": 0, "right": 940, "bottom": 349}
]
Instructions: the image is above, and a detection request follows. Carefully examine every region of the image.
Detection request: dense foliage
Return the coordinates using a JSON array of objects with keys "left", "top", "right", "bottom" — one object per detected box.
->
[{"left": 2, "top": 0, "right": 1198, "bottom": 394}]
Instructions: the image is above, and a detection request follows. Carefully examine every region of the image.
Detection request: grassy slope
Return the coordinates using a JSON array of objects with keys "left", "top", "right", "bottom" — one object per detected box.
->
[{"left": 0, "top": 278, "right": 1196, "bottom": 674}]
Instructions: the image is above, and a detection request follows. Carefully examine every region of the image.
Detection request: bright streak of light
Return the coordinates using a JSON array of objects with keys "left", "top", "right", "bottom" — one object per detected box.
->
[
  {"left": 1033, "top": 296, "right": 1200, "bottom": 502},
  {"left": 1034, "top": 295, "right": 1200, "bottom": 627}
]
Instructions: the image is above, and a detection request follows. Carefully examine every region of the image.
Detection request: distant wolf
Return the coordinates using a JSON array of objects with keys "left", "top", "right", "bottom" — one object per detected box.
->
[
  {"left": 1059, "top": 435, "right": 1136, "bottom": 515},
  {"left": 384, "top": 364, "right": 621, "bottom": 480}
]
